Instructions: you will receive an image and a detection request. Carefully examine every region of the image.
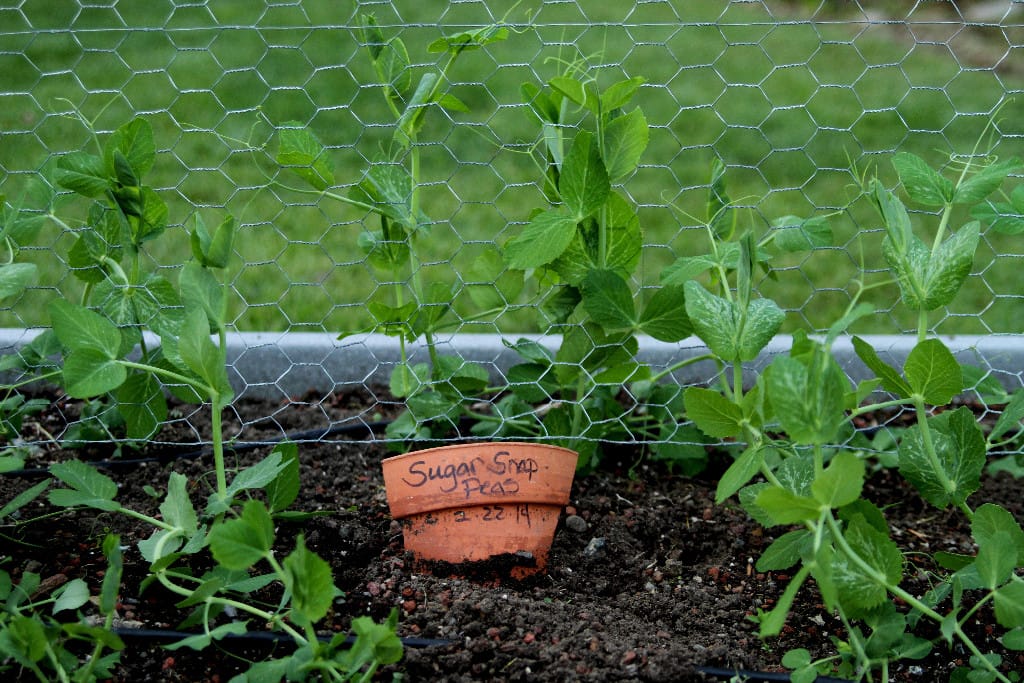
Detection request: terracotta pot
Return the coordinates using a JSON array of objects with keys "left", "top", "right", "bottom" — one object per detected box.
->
[{"left": 382, "top": 442, "right": 579, "bottom": 578}]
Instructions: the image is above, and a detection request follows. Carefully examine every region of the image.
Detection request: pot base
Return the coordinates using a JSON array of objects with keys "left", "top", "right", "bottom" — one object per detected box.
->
[{"left": 398, "top": 502, "right": 562, "bottom": 578}]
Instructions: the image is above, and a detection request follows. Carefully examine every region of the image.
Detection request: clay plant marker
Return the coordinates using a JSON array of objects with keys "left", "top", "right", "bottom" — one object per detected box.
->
[{"left": 382, "top": 442, "right": 579, "bottom": 578}]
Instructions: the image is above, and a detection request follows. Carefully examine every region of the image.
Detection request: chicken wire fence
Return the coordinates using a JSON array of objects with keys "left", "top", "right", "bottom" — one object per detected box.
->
[{"left": 2, "top": 0, "right": 1024, "bottom": 450}]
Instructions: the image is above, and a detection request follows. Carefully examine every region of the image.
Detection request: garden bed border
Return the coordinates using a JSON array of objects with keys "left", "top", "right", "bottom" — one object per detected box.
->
[{"left": 1, "top": 329, "right": 1020, "bottom": 400}]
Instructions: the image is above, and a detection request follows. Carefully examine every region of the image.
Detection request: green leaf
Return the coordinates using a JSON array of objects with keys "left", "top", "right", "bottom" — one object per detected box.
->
[
  {"left": 973, "top": 503, "right": 1024, "bottom": 565},
  {"left": 871, "top": 179, "right": 913, "bottom": 256},
  {"left": 347, "top": 610, "right": 404, "bottom": 666},
  {"left": 553, "top": 322, "right": 636, "bottom": 386},
  {"left": 394, "top": 72, "right": 439, "bottom": 147},
  {"left": 276, "top": 124, "right": 334, "bottom": 191},
  {"left": 49, "top": 460, "right": 120, "bottom": 511},
  {"left": 638, "top": 284, "right": 691, "bottom": 342},
  {"left": 106, "top": 117, "right": 155, "bottom": 179},
  {"left": 63, "top": 348, "right": 127, "bottom": 398},
  {"left": 904, "top": 338, "right": 962, "bottom": 404},
  {"left": 56, "top": 152, "right": 109, "bottom": 197},
  {"left": 466, "top": 247, "right": 523, "bottom": 310},
  {"left": 0, "top": 479, "right": 49, "bottom": 520},
  {"left": 684, "top": 281, "right": 737, "bottom": 360},
  {"left": 350, "top": 163, "right": 416, "bottom": 228},
  {"left": 6, "top": 613, "right": 48, "bottom": 662},
  {"left": 601, "top": 76, "right": 645, "bottom": 112},
  {"left": 161, "top": 472, "right": 198, "bottom": 534},
  {"left": 190, "top": 213, "right": 235, "bottom": 269},
  {"left": 954, "top": 156, "right": 1023, "bottom": 205},
  {"left": 987, "top": 389, "right": 1024, "bottom": 444},
  {"left": 52, "top": 578, "right": 90, "bottom": 614},
  {"left": 581, "top": 269, "right": 635, "bottom": 330},
  {"left": 707, "top": 159, "right": 734, "bottom": 239},
  {"left": 852, "top": 337, "right": 912, "bottom": 398},
  {"left": 177, "top": 307, "right": 231, "bottom": 400},
  {"left": 48, "top": 299, "right": 121, "bottom": 355},
  {"left": 757, "top": 529, "right": 811, "bottom": 572},
  {"left": 883, "top": 222, "right": 979, "bottom": 312},
  {"left": 116, "top": 372, "right": 167, "bottom": 441},
  {"left": 99, "top": 534, "right": 123, "bottom": 617},
  {"left": 0, "top": 263, "right": 37, "bottom": 300},
  {"left": 551, "top": 193, "right": 642, "bottom": 285},
  {"left": 428, "top": 24, "right": 509, "bottom": 54},
  {"left": 893, "top": 152, "right": 953, "bottom": 206},
  {"left": 771, "top": 215, "right": 832, "bottom": 252},
  {"left": 684, "top": 282, "right": 784, "bottom": 362},
  {"left": 756, "top": 486, "right": 821, "bottom": 526},
  {"left": 548, "top": 75, "right": 590, "bottom": 110},
  {"left": 684, "top": 387, "right": 744, "bottom": 439},
  {"left": 266, "top": 442, "right": 300, "bottom": 514},
  {"left": 660, "top": 255, "right": 717, "bottom": 285},
  {"left": 601, "top": 108, "right": 648, "bottom": 181},
  {"left": 767, "top": 350, "right": 847, "bottom": 445},
  {"left": 994, "top": 581, "right": 1024, "bottom": 628},
  {"left": 976, "top": 531, "right": 1017, "bottom": 589},
  {"left": 972, "top": 184, "right": 1024, "bottom": 235},
  {"left": 832, "top": 514, "right": 903, "bottom": 615},
  {"left": 717, "top": 449, "right": 767, "bottom": 506},
  {"left": 283, "top": 535, "right": 334, "bottom": 625},
  {"left": 209, "top": 500, "right": 275, "bottom": 570},
  {"left": 756, "top": 565, "right": 810, "bottom": 637},
  {"left": 433, "top": 356, "right": 487, "bottom": 398},
  {"left": 924, "top": 221, "right": 980, "bottom": 310},
  {"left": 1004, "top": 627, "right": 1024, "bottom": 650},
  {"left": 180, "top": 260, "right": 226, "bottom": 331},
  {"left": 560, "top": 131, "right": 609, "bottom": 220},
  {"left": 223, "top": 452, "right": 288, "bottom": 504},
  {"left": 364, "top": 17, "right": 411, "bottom": 102},
  {"left": 503, "top": 209, "right": 578, "bottom": 269},
  {"left": 898, "top": 406, "right": 985, "bottom": 509},
  {"left": 811, "top": 451, "right": 865, "bottom": 509},
  {"left": 389, "top": 362, "right": 424, "bottom": 399}
]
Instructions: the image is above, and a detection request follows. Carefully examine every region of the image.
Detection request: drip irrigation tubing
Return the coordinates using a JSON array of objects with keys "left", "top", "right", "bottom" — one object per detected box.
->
[
  {"left": 695, "top": 667, "right": 851, "bottom": 682},
  {"left": 110, "top": 628, "right": 853, "bottom": 681},
  {"left": 111, "top": 626, "right": 451, "bottom": 650}
]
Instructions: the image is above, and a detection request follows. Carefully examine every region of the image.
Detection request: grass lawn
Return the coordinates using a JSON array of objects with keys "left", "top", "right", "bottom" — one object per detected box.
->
[{"left": 2, "top": 0, "right": 1023, "bottom": 335}]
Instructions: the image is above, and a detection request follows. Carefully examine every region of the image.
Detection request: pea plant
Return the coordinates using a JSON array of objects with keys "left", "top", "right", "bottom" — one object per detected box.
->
[
  {"left": 267, "top": 13, "right": 513, "bottom": 447},
  {"left": 0, "top": 533, "right": 124, "bottom": 682},
  {"left": 683, "top": 150, "right": 1024, "bottom": 682},
  {"left": 0, "top": 115, "right": 402, "bottom": 680}
]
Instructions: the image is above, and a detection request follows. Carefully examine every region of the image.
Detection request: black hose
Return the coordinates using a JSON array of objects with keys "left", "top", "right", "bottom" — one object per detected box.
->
[
  {"left": 696, "top": 666, "right": 851, "bottom": 682},
  {"left": 110, "top": 629, "right": 853, "bottom": 681},
  {"left": 111, "top": 626, "right": 451, "bottom": 649}
]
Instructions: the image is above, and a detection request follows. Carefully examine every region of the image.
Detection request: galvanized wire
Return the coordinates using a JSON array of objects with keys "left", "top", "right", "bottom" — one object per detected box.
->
[{"left": 1, "top": 0, "right": 1023, "bottom": 447}]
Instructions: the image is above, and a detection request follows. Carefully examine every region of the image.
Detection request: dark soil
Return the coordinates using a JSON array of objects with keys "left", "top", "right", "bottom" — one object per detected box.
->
[{"left": 1, "top": 390, "right": 1022, "bottom": 682}]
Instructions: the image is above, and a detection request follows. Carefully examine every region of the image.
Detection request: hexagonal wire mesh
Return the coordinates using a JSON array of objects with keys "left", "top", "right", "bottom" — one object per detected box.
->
[{"left": 1, "top": 0, "right": 1023, "bottom": 452}]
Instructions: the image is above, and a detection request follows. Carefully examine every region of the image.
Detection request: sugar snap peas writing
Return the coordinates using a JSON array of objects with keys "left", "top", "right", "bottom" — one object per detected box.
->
[{"left": 401, "top": 450, "right": 540, "bottom": 498}]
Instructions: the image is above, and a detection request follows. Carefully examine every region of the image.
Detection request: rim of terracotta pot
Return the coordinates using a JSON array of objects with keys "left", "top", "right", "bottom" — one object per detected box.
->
[{"left": 382, "top": 441, "right": 579, "bottom": 519}]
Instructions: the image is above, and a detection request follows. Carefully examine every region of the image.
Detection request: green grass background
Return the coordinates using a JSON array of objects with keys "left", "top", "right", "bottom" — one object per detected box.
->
[{"left": 2, "top": 0, "right": 1023, "bottom": 336}]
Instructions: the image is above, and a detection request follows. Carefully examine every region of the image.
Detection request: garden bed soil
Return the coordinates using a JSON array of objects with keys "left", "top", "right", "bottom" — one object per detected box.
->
[{"left": 1, "top": 390, "right": 1022, "bottom": 682}]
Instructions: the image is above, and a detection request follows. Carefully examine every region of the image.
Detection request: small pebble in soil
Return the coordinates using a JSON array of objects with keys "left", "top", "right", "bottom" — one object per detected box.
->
[
  {"left": 583, "top": 537, "right": 607, "bottom": 556},
  {"left": 564, "top": 514, "right": 588, "bottom": 532}
]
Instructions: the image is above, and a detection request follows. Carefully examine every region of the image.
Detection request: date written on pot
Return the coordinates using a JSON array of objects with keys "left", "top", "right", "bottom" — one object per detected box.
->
[
  {"left": 452, "top": 504, "right": 532, "bottom": 527},
  {"left": 401, "top": 450, "right": 540, "bottom": 499}
]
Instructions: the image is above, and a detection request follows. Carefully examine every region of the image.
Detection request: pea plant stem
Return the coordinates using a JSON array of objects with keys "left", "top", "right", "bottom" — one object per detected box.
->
[{"left": 823, "top": 513, "right": 1011, "bottom": 683}]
